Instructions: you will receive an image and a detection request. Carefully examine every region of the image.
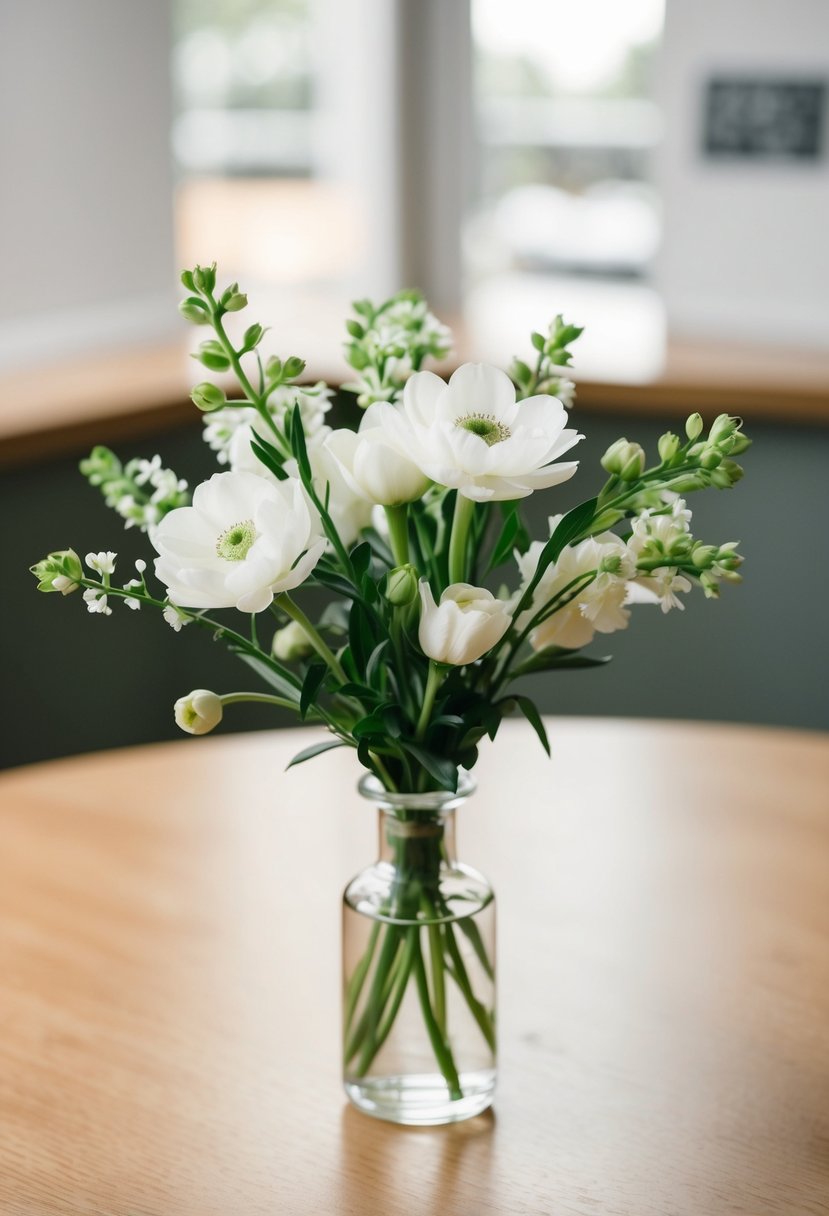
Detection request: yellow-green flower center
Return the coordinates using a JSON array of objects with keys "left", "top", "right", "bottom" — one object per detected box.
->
[
  {"left": 216, "top": 519, "right": 257, "bottom": 561},
  {"left": 455, "top": 412, "right": 511, "bottom": 446}
]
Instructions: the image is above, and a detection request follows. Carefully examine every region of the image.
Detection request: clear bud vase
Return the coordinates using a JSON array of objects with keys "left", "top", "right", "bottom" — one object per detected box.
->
[{"left": 342, "top": 773, "right": 496, "bottom": 1125}]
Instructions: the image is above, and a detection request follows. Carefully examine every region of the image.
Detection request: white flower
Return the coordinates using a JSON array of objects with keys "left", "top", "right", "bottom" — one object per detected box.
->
[
  {"left": 122, "top": 579, "right": 142, "bottom": 610},
  {"left": 85, "top": 551, "right": 117, "bottom": 576},
  {"left": 174, "top": 689, "right": 223, "bottom": 735},
  {"left": 626, "top": 570, "right": 692, "bottom": 614},
  {"left": 325, "top": 406, "right": 431, "bottom": 506},
  {"left": 163, "top": 603, "right": 190, "bottom": 632},
  {"left": 52, "top": 575, "right": 78, "bottom": 594},
  {"left": 374, "top": 362, "right": 583, "bottom": 502},
  {"left": 514, "top": 522, "right": 634, "bottom": 651},
  {"left": 625, "top": 498, "right": 693, "bottom": 613},
  {"left": 82, "top": 588, "right": 112, "bottom": 616},
  {"left": 418, "top": 581, "right": 511, "bottom": 666},
  {"left": 152, "top": 471, "right": 325, "bottom": 614}
]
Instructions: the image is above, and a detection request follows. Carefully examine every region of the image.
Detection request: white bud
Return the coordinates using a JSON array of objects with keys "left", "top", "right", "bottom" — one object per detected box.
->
[
  {"left": 272, "top": 620, "right": 313, "bottom": 662},
  {"left": 418, "top": 581, "right": 511, "bottom": 666},
  {"left": 174, "top": 689, "right": 223, "bottom": 736}
]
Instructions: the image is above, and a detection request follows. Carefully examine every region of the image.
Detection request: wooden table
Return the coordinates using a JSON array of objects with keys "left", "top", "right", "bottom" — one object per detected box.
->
[{"left": 1, "top": 719, "right": 827, "bottom": 1215}]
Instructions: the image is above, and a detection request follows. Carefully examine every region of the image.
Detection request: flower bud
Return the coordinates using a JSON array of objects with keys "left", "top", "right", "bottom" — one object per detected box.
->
[
  {"left": 657, "top": 431, "right": 680, "bottom": 463},
  {"left": 728, "top": 432, "right": 752, "bottom": 456},
  {"left": 691, "top": 544, "right": 718, "bottom": 568},
  {"left": 600, "top": 438, "right": 629, "bottom": 475},
  {"left": 178, "top": 297, "right": 210, "bottom": 325},
  {"left": 685, "top": 413, "right": 704, "bottom": 441},
  {"left": 418, "top": 582, "right": 511, "bottom": 666},
  {"left": 385, "top": 564, "right": 419, "bottom": 606},
  {"left": 709, "top": 414, "right": 737, "bottom": 445},
  {"left": 699, "top": 447, "right": 723, "bottom": 470},
  {"left": 619, "top": 442, "right": 646, "bottom": 481},
  {"left": 271, "top": 620, "right": 313, "bottom": 662},
  {"left": 191, "top": 382, "right": 227, "bottom": 412},
  {"left": 223, "top": 292, "right": 248, "bottom": 313},
  {"left": 711, "top": 460, "right": 744, "bottom": 488},
  {"left": 30, "top": 548, "right": 83, "bottom": 594},
  {"left": 192, "top": 263, "right": 216, "bottom": 294},
  {"left": 174, "top": 689, "right": 223, "bottom": 736}
]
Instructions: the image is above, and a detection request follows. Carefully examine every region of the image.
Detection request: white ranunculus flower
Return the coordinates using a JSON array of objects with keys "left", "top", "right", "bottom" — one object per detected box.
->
[
  {"left": 514, "top": 521, "right": 635, "bottom": 651},
  {"left": 325, "top": 406, "right": 431, "bottom": 506},
  {"left": 372, "top": 362, "right": 583, "bottom": 502},
  {"left": 152, "top": 471, "right": 325, "bottom": 614},
  {"left": 174, "top": 689, "right": 223, "bottom": 735},
  {"left": 418, "top": 581, "right": 511, "bottom": 666},
  {"left": 224, "top": 421, "right": 372, "bottom": 548}
]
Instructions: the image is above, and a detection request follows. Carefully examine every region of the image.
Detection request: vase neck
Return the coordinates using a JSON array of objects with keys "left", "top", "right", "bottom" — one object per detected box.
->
[{"left": 357, "top": 773, "right": 475, "bottom": 869}]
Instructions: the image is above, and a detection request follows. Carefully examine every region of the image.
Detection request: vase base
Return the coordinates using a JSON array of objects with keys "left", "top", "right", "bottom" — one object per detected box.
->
[{"left": 344, "top": 1069, "right": 495, "bottom": 1126}]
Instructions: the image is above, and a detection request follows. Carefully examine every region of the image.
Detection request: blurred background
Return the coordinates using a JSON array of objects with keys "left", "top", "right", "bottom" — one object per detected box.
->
[{"left": 1, "top": 0, "right": 827, "bottom": 768}]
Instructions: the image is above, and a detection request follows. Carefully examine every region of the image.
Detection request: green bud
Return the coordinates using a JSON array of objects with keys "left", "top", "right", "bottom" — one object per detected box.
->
[
  {"left": 600, "top": 437, "right": 630, "bottom": 475},
  {"left": 691, "top": 544, "right": 718, "bottom": 569},
  {"left": 192, "top": 262, "right": 216, "bottom": 294},
  {"left": 711, "top": 459, "right": 744, "bottom": 488},
  {"left": 223, "top": 292, "right": 248, "bottom": 313},
  {"left": 709, "top": 413, "right": 737, "bottom": 445},
  {"left": 665, "top": 474, "right": 706, "bottom": 493},
  {"left": 619, "top": 443, "right": 646, "bottom": 481},
  {"left": 178, "top": 297, "right": 210, "bottom": 325},
  {"left": 385, "top": 564, "right": 419, "bottom": 606},
  {"left": 193, "top": 340, "right": 231, "bottom": 372},
  {"left": 657, "top": 431, "right": 680, "bottom": 463},
  {"left": 283, "top": 355, "right": 306, "bottom": 380},
  {"left": 728, "top": 432, "right": 752, "bottom": 456},
  {"left": 242, "top": 323, "right": 265, "bottom": 350},
  {"left": 30, "top": 548, "right": 83, "bottom": 594},
  {"left": 700, "top": 571, "right": 720, "bottom": 599},
  {"left": 191, "top": 382, "right": 227, "bottom": 412},
  {"left": 346, "top": 319, "right": 365, "bottom": 339},
  {"left": 685, "top": 413, "right": 704, "bottom": 441},
  {"left": 699, "top": 447, "right": 723, "bottom": 470},
  {"left": 180, "top": 269, "right": 196, "bottom": 292}
]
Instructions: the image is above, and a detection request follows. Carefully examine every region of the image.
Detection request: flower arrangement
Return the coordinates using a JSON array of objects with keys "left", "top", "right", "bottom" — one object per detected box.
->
[{"left": 31, "top": 263, "right": 748, "bottom": 1121}]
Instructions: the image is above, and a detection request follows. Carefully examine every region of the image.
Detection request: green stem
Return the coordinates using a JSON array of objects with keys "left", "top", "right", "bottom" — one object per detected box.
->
[
  {"left": 429, "top": 923, "right": 447, "bottom": 1038},
  {"left": 384, "top": 504, "right": 410, "bottom": 567},
  {"left": 220, "top": 691, "right": 299, "bottom": 712},
  {"left": 344, "top": 921, "right": 381, "bottom": 1037},
  {"left": 412, "top": 933, "right": 462, "bottom": 1099},
  {"left": 205, "top": 294, "right": 288, "bottom": 455},
  {"left": 355, "top": 928, "right": 417, "bottom": 1077},
  {"left": 443, "top": 923, "right": 496, "bottom": 1053},
  {"left": 447, "top": 492, "right": 475, "bottom": 585},
  {"left": 415, "top": 661, "right": 443, "bottom": 741},
  {"left": 275, "top": 594, "right": 346, "bottom": 684}
]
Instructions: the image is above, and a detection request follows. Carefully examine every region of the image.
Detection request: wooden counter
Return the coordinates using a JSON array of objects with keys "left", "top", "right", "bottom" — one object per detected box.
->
[{"left": 1, "top": 718, "right": 827, "bottom": 1215}]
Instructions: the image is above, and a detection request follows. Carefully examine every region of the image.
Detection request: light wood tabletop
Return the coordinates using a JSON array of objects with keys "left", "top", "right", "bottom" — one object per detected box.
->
[{"left": 1, "top": 718, "right": 827, "bottom": 1216}]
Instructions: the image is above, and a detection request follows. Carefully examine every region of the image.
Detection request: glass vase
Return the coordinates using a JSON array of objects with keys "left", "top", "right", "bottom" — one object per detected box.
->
[{"left": 342, "top": 773, "right": 496, "bottom": 1125}]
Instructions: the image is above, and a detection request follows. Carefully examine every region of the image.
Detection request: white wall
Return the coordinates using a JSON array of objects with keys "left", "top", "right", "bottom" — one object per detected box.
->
[
  {"left": 0, "top": 0, "right": 176, "bottom": 368},
  {"left": 655, "top": 0, "right": 829, "bottom": 348}
]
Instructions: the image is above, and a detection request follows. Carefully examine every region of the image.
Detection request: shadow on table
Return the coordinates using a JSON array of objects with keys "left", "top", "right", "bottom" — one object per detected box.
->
[{"left": 338, "top": 1103, "right": 496, "bottom": 1213}]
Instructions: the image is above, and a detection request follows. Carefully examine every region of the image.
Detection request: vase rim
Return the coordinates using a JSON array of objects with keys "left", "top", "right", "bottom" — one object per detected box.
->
[{"left": 358, "top": 770, "right": 476, "bottom": 812}]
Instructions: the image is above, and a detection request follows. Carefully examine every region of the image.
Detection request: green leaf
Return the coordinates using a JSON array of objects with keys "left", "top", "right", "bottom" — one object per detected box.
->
[
  {"left": 300, "top": 662, "right": 327, "bottom": 720},
  {"left": 287, "top": 738, "right": 347, "bottom": 769},
  {"left": 517, "top": 649, "right": 613, "bottom": 675},
  {"left": 233, "top": 652, "right": 301, "bottom": 702},
  {"left": 508, "top": 695, "right": 550, "bottom": 756},
  {"left": 400, "top": 743, "right": 458, "bottom": 792},
  {"left": 530, "top": 331, "right": 545, "bottom": 352},
  {"left": 250, "top": 430, "right": 288, "bottom": 481}
]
